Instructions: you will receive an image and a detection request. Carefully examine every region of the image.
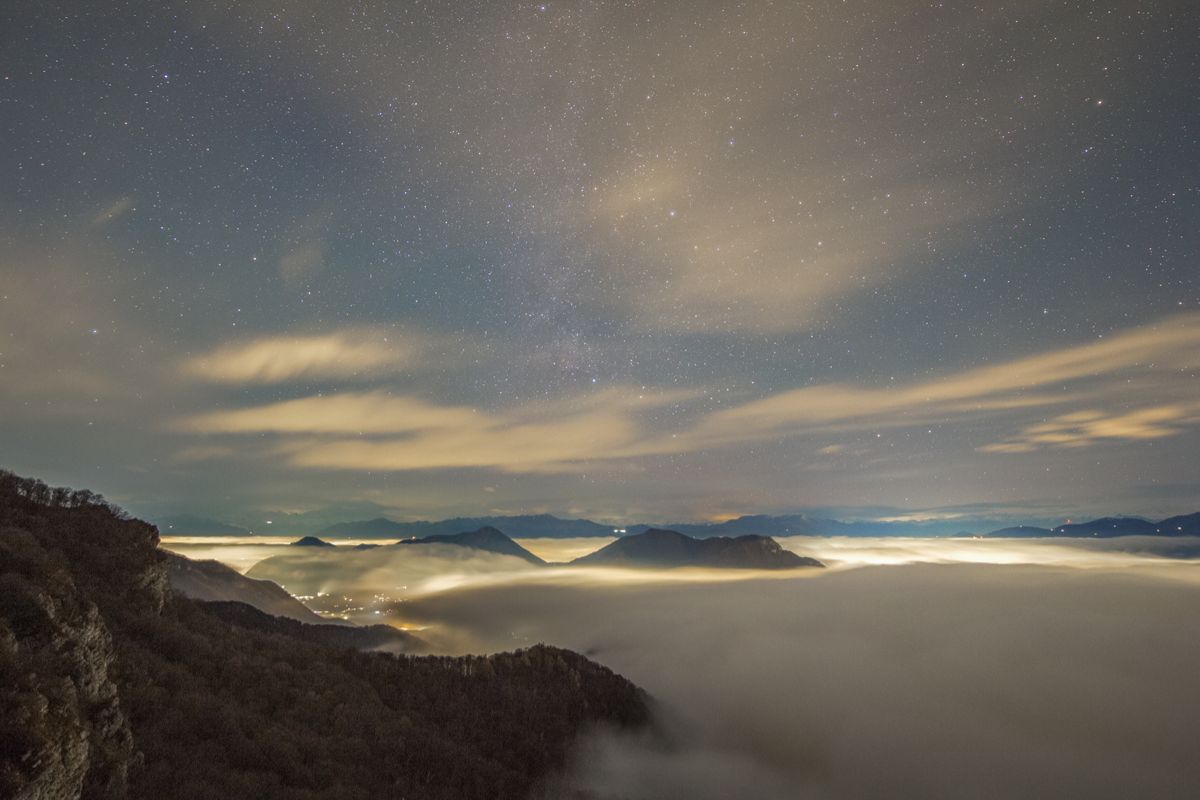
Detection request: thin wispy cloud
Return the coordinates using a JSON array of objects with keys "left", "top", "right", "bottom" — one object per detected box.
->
[
  {"left": 185, "top": 2, "right": 1079, "bottom": 335},
  {"left": 176, "top": 387, "right": 696, "bottom": 474},
  {"left": 673, "top": 313, "right": 1200, "bottom": 449},
  {"left": 179, "top": 391, "right": 482, "bottom": 435},
  {"left": 91, "top": 195, "right": 134, "bottom": 226},
  {"left": 980, "top": 403, "right": 1200, "bottom": 454},
  {"left": 183, "top": 329, "right": 425, "bottom": 385},
  {"left": 173, "top": 315, "right": 1200, "bottom": 474}
]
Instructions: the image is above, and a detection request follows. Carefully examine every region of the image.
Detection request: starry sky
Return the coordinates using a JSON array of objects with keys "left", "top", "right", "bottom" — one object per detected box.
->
[{"left": 1, "top": 0, "right": 1197, "bottom": 525}]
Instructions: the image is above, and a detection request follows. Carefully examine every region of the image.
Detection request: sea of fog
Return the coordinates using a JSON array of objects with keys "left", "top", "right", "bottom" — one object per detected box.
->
[
  {"left": 161, "top": 534, "right": 1200, "bottom": 798},
  {"left": 160, "top": 533, "right": 1200, "bottom": 574}
]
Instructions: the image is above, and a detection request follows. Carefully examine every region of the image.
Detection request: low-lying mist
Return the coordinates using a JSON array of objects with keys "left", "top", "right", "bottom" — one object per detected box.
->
[
  {"left": 776, "top": 533, "right": 1200, "bottom": 568},
  {"left": 241, "top": 540, "right": 805, "bottom": 620},
  {"left": 177, "top": 535, "right": 1200, "bottom": 797},
  {"left": 400, "top": 562, "right": 1200, "bottom": 799}
]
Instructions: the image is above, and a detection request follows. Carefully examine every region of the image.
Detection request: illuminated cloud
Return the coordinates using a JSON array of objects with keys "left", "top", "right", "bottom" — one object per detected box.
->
[
  {"left": 980, "top": 403, "right": 1200, "bottom": 454},
  {"left": 174, "top": 315, "right": 1200, "bottom": 474},
  {"left": 177, "top": 388, "right": 696, "bottom": 474},
  {"left": 184, "top": 329, "right": 424, "bottom": 384},
  {"left": 279, "top": 410, "right": 635, "bottom": 473},
  {"left": 169, "top": 444, "right": 239, "bottom": 463},
  {"left": 207, "top": 1, "right": 1066, "bottom": 334},
  {"left": 672, "top": 314, "right": 1200, "bottom": 450},
  {"left": 397, "top": 561, "right": 1200, "bottom": 799},
  {"left": 179, "top": 391, "right": 482, "bottom": 434},
  {"left": 595, "top": 159, "right": 991, "bottom": 333}
]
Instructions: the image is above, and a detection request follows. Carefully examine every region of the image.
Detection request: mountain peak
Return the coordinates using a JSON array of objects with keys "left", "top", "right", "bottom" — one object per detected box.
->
[
  {"left": 291, "top": 536, "right": 335, "bottom": 547},
  {"left": 572, "top": 528, "right": 822, "bottom": 569},
  {"left": 399, "top": 526, "right": 546, "bottom": 565}
]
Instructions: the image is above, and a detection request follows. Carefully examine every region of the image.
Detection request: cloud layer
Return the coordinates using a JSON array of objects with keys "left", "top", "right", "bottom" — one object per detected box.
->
[
  {"left": 184, "top": 329, "right": 425, "bottom": 384},
  {"left": 395, "top": 559, "right": 1200, "bottom": 799},
  {"left": 174, "top": 314, "right": 1200, "bottom": 474}
]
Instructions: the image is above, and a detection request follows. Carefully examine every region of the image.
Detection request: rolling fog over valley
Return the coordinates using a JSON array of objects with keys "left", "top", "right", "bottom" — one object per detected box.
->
[
  {"left": 167, "top": 531, "right": 1200, "bottom": 798},
  {"left": 405, "top": 562, "right": 1200, "bottom": 799}
]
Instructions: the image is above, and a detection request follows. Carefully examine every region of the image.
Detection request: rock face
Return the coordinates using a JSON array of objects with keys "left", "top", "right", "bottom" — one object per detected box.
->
[
  {"left": 0, "top": 478, "right": 150, "bottom": 800},
  {"left": 398, "top": 526, "right": 547, "bottom": 565},
  {"left": 0, "top": 578, "right": 132, "bottom": 800},
  {"left": 1, "top": 469, "right": 651, "bottom": 800},
  {"left": 571, "top": 528, "right": 825, "bottom": 569},
  {"left": 163, "top": 551, "right": 328, "bottom": 624}
]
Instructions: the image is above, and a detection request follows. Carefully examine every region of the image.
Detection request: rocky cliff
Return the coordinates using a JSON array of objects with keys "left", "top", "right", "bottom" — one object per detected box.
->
[
  {"left": 0, "top": 470, "right": 650, "bottom": 800},
  {"left": 0, "top": 504, "right": 146, "bottom": 800}
]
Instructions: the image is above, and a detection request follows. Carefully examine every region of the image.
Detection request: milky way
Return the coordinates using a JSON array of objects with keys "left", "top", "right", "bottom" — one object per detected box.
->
[{"left": 1, "top": 1, "right": 1196, "bottom": 523}]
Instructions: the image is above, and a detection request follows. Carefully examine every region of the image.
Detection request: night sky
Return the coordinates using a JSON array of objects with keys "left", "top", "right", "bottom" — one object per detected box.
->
[{"left": 2, "top": 1, "right": 1197, "bottom": 525}]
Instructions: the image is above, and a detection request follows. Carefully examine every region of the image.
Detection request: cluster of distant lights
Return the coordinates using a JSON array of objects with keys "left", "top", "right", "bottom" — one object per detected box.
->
[{"left": 291, "top": 588, "right": 404, "bottom": 620}]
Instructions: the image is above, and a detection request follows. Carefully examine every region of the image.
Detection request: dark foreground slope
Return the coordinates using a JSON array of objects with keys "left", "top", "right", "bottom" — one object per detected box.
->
[
  {"left": 573, "top": 528, "right": 824, "bottom": 569},
  {"left": 163, "top": 550, "right": 329, "bottom": 624},
  {"left": 199, "top": 600, "right": 422, "bottom": 653},
  {"left": 0, "top": 470, "right": 649, "bottom": 800}
]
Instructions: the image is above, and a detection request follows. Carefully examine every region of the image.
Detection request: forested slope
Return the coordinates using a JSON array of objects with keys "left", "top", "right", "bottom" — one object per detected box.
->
[{"left": 0, "top": 469, "right": 649, "bottom": 800}]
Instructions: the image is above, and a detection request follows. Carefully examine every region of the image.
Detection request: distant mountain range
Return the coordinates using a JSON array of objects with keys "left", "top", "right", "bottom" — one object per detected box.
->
[
  {"left": 984, "top": 513, "right": 1200, "bottom": 538},
  {"left": 251, "top": 525, "right": 822, "bottom": 574},
  {"left": 279, "top": 526, "right": 821, "bottom": 570},
  {"left": 319, "top": 514, "right": 620, "bottom": 539},
  {"left": 316, "top": 512, "right": 1003, "bottom": 539},
  {"left": 155, "top": 513, "right": 251, "bottom": 536},
  {"left": 982, "top": 526, "right": 1055, "bottom": 538},
  {"left": 156, "top": 510, "right": 1200, "bottom": 540}
]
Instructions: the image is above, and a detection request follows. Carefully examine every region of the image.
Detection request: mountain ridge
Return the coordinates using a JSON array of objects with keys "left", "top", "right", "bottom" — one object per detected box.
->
[
  {"left": 162, "top": 550, "right": 329, "bottom": 624},
  {"left": 156, "top": 510, "right": 1200, "bottom": 540},
  {"left": 572, "top": 528, "right": 824, "bottom": 569},
  {"left": 397, "top": 525, "right": 547, "bottom": 565},
  {"left": 984, "top": 513, "right": 1200, "bottom": 538}
]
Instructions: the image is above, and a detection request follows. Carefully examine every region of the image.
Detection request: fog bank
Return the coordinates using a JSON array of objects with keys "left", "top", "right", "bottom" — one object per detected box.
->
[{"left": 399, "top": 562, "right": 1200, "bottom": 799}]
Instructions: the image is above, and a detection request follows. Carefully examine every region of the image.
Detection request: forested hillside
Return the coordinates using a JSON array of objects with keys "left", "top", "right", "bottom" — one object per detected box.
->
[{"left": 0, "top": 470, "right": 650, "bottom": 800}]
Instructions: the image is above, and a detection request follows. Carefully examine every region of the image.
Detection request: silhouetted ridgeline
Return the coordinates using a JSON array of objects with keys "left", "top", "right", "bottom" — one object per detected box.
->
[
  {"left": 0, "top": 470, "right": 650, "bottom": 800},
  {"left": 290, "top": 535, "right": 336, "bottom": 547},
  {"left": 162, "top": 551, "right": 331, "bottom": 624},
  {"left": 982, "top": 514, "right": 1200, "bottom": 538},
  {"left": 399, "top": 526, "right": 548, "bottom": 564},
  {"left": 572, "top": 528, "right": 825, "bottom": 569}
]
